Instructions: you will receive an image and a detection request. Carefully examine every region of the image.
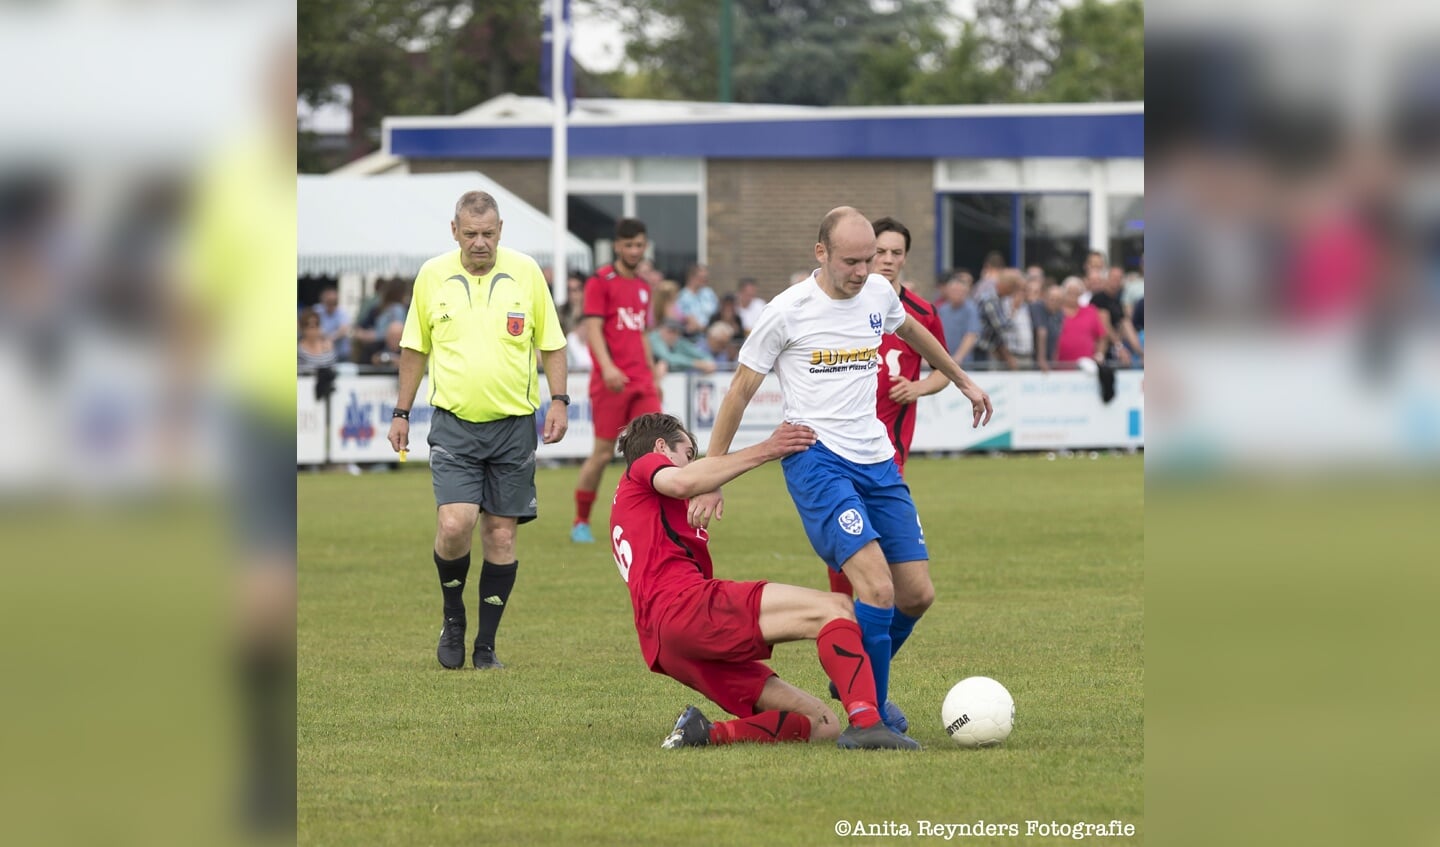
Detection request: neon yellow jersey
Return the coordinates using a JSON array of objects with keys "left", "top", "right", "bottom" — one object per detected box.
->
[
  {"left": 402, "top": 246, "right": 565, "bottom": 422},
  {"left": 184, "top": 134, "right": 297, "bottom": 424}
]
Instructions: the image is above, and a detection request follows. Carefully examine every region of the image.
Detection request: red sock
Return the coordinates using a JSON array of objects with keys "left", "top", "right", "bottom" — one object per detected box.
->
[
  {"left": 575, "top": 489, "right": 596, "bottom": 524},
  {"left": 816, "top": 618, "right": 880, "bottom": 728},
  {"left": 827, "top": 568, "right": 854, "bottom": 596},
  {"left": 711, "top": 710, "right": 811, "bottom": 745}
]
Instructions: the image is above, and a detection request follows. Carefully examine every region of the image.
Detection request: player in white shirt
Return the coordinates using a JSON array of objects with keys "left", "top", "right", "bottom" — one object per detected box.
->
[{"left": 695, "top": 207, "right": 992, "bottom": 733}]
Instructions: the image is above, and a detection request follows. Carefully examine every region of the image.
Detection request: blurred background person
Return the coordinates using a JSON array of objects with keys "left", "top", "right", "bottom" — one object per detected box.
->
[
  {"left": 707, "top": 292, "right": 744, "bottom": 338},
  {"left": 937, "top": 270, "right": 980, "bottom": 366},
  {"left": 1054, "top": 277, "right": 1108, "bottom": 365},
  {"left": 734, "top": 277, "right": 767, "bottom": 336},
  {"left": 676, "top": 263, "right": 717, "bottom": 339},
  {"left": 702, "top": 321, "right": 739, "bottom": 368},
  {"left": 312, "top": 282, "right": 352, "bottom": 362},
  {"left": 1032, "top": 282, "right": 1065, "bottom": 372},
  {"left": 297, "top": 310, "right": 337, "bottom": 370},
  {"left": 649, "top": 318, "right": 716, "bottom": 374}
]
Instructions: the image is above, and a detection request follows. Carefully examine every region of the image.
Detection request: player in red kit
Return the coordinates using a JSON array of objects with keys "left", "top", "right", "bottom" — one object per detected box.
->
[
  {"left": 825, "top": 217, "right": 950, "bottom": 598},
  {"left": 572, "top": 218, "right": 663, "bottom": 543},
  {"left": 610, "top": 413, "right": 919, "bottom": 750}
]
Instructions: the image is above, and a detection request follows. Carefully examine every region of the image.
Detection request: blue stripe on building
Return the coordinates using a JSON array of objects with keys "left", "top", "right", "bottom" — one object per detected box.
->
[{"left": 389, "top": 113, "right": 1143, "bottom": 160}]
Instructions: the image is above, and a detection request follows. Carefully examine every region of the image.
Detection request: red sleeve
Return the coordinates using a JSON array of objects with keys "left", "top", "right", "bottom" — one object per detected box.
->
[
  {"left": 924, "top": 308, "right": 947, "bottom": 354},
  {"left": 628, "top": 452, "right": 673, "bottom": 494},
  {"left": 582, "top": 273, "right": 607, "bottom": 319}
]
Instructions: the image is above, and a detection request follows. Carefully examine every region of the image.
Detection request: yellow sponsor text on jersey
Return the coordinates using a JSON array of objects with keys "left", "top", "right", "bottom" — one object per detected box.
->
[{"left": 809, "top": 347, "right": 879, "bottom": 366}]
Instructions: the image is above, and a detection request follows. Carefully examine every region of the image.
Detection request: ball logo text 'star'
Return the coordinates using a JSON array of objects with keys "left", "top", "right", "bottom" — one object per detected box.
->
[{"left": 946, "top": 713, "right": 971, "bottom": 735}]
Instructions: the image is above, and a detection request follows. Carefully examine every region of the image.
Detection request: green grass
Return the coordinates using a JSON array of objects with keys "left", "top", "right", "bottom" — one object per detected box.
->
[{"left": 299, "top": 453, "right": 1143, "bottom": 846}]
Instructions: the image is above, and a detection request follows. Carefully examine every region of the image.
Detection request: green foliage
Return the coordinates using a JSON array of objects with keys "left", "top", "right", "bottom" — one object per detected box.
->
[
  {"left": 299, "top": 0, "right": 544, "bottom": 169},
  {"left": 298, "top": 453, "right": 1143, "bottom": 844},
  {"left": 595, "top": 0, "right": 951, "bottom": 105},
  {"left": 1042, "top": 0, "right": 1144, "bottom": 102},
  {"left": 591, "top": 0, "right": 1142, "bottom": 106}
]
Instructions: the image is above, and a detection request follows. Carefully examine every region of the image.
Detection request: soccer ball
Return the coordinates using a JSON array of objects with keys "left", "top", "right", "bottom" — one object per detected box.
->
[{"left": 941, "top": 676, "right": 1014, "bottom": 748}]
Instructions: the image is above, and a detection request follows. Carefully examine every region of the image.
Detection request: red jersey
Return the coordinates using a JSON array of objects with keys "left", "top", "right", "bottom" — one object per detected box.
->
[
  {"left": 876, "top": 287, "right": 947, "bottom": 468},
  {"left": 609, "top": 452, "right": 714, "bottom": 670},
  {"left": 583, "top": 263, "right": 654, "bottom": 385}
]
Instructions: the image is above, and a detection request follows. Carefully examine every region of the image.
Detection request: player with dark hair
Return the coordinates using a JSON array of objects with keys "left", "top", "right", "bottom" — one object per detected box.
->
[
  {"left": 571, "top": 217, "right": 663, "bottom": 543},
  {"left": 610, "top": 412, "right": 918, "bottom": 750}
]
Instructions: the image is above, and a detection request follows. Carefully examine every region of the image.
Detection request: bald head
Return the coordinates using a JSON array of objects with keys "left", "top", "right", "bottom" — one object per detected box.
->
[
  {"left": 817, "top": 206, "right": 871, "bottom": 250},
  {"left": 814, "top": 206, "right": 877, "bottom": 300}
]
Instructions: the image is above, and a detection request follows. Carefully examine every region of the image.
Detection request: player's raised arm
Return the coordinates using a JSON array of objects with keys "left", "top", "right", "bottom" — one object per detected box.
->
[
  {"left": 653, "top": 422, "right": 815, "bottom": 500},
  {"left": 895, "top": 315, "right": 993, "bottom": 427}
]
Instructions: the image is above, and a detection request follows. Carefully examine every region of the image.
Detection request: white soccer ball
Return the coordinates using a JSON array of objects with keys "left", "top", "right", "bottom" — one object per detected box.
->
[{"left": 941, "top": 676, "right": 1014, "bottom": 748}]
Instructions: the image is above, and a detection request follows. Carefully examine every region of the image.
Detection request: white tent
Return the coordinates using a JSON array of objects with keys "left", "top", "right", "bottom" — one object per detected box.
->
[{"left": 297, "top": 171, "right": 593, "bottom": 278}]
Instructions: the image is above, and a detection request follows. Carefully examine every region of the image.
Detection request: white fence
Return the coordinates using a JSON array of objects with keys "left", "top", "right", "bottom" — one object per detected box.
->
[{"left": 299, "top": 369, "right": 1143, "bottom": 465}]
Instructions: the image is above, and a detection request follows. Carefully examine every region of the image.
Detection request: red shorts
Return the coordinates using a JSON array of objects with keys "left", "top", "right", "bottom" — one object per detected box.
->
[
  {"left": 653, "top": 579, "right": 775, "bottom": 717},
  {"left": 589, "top": 379, "right": 662, "bottom": 441}
]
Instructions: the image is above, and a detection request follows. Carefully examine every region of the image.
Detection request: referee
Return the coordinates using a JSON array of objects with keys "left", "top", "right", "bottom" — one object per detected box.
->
[{"left": 387, "top": 190, "right": 570, "bottom": 670}]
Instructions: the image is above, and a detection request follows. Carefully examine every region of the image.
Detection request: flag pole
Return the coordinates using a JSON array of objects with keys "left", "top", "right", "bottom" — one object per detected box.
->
[{"left": 549, "top": 0, "right": 568, "bottom": 305}]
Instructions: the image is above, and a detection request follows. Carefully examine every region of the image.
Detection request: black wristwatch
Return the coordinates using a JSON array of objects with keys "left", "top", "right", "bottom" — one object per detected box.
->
[
  {"left": 550, "top": 394, "right": 571, "bottom": 406},
  {"left": 392, "top": 407, "right": 410, "bottom": 420}
]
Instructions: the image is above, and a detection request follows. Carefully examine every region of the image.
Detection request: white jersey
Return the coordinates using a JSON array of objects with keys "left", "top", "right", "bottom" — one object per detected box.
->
[{"left": 738, "top": 271, "right": 906, "bottom": 464}]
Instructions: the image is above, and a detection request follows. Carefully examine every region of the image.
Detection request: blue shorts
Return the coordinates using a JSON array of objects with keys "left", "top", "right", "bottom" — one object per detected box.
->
[{"left": 780, "top": 440, "right": 927, "bottom": 572}]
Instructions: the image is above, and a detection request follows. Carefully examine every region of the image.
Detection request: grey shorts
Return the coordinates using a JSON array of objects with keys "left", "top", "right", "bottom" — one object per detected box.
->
[{"left": 428, "top": 409, "right": 539, "bottom": 523}]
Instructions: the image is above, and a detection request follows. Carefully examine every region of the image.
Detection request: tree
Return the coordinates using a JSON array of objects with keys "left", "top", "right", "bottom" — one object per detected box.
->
[
  {"left": 969, "top": 0, "right": 1061, "bottom": 99},
  {"left": 594, "top": 0, "right": 950, "bottom": 106},
  {"left": 1040, "top": 0, "right": 1143, "bottom": 102},
  {"left": 902, "top": 20, "right": 1013, "bottom": 105},
  {"left": 299, "top": 0, "right": 546, "bottom": 170}
]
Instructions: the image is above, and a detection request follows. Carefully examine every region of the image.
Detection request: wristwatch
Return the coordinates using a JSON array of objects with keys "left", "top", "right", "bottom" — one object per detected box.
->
[{"left": 550, "top": 394, "right": 571, "bottom": 405}]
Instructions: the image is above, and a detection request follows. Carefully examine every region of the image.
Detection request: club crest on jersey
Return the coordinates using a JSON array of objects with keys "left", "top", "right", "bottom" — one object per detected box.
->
[
  {"left": 507, "top": 312, "right": 525, "bottom": 336},
  {"left": 838, "top": 508, "right": 865, "bottom": 536},
  {"left": 869, "top": 312, "right": 883, "bottom": 335}
]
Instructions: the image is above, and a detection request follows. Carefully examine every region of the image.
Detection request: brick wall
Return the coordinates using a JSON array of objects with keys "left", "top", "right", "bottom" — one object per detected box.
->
[
  {"left": 409, "top": 159, "right": 551, "bottom": 215},
  {"left": 405, "top": 157, "right": 939, "bottom": 300},
  {"left": 706, "top": 159, "right": 936, "bottom": 299}
]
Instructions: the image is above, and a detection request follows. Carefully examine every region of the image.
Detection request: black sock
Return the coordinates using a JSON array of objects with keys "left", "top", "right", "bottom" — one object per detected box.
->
[
  {"left": 435, "top": 551, "right": 471, "bottom": 619},
  {"left": 474, "top": 560, "right": 517, "bottom": 649}
]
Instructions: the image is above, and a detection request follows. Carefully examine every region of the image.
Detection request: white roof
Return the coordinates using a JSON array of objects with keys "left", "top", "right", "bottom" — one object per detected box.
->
[{"left": 298, "top": 171, "right": 592, "bottom": 278}]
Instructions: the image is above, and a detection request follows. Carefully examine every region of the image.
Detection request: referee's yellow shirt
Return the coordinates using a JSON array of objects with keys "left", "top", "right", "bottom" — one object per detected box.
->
[{"left": 401, "top": 246, "right": 565, "bottom": 423}]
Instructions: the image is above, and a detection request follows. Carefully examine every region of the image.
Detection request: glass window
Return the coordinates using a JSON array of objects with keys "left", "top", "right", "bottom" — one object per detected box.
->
[
  {"left": 1108, "top": 194, "right": 1145, "bottom": 274},
  {"left": 946, "top": 194, "right": 1014, "bottom": 276},
  {"left": 1023, "top": 194, "right": 1090, "bottom": 281},
  {"left": 945, "top": 192, "right": 1093, "bottom": 281},
  {"left": 568, "top": 194, "right": 624, "bottom": 267},
  {"left": 568, "top": 158, "right": 624, "bottom": 181},
  {"left": 634, "top": 158, "right": 701, "bottom": 184},
  {"left": 636, "top": 194, "right": 699, "bottom": 282}
]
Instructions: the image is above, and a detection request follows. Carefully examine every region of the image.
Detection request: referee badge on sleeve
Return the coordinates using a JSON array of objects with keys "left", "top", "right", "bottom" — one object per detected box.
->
[{"left": 506, "top": 312, "right": 526, "bottom": 336}]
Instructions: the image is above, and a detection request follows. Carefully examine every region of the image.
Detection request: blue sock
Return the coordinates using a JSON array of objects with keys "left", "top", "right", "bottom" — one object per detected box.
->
[
  {"left": 853, "top": 601, "right": 895, "bottom": 709},
  {"left": 889, "top": 609, "right": 920, "bottom": 659}
]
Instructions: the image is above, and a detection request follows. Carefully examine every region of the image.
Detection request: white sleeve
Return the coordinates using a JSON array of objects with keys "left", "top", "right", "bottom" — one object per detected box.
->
[
  {"left": 880, "top": 280, "right": 906, "bottom": 332},
  {"left": 736, "top": 302, "right": 787, "bottom": 375}
]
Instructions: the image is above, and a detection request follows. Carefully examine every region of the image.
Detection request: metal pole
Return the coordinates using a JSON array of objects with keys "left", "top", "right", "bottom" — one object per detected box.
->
[
  {"left": 719, "top": 0, "right": 733, "bottom": 102},
  {"left": 549, "top": 0, "right": 569, "bottom": 302}
]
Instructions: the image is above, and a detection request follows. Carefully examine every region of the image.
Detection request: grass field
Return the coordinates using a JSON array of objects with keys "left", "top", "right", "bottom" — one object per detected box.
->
[{"left": 298, "top": 452, "right": 1143, "bottom": 846}]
